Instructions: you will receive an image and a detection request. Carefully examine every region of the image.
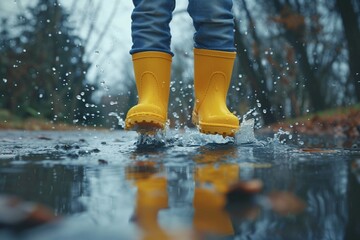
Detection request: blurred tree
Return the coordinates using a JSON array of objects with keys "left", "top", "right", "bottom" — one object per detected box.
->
[
  {"left": 234, "top": 20, "right": 277, "bottom": 125},
  {"left": 0, "top": 18, "right": 12, "bottom": 109},
  {"left": 233, "top": 0, "right": 277, "bottom": 125},
  {"left": 232, "top": 0, "right": 351, "bottom": 125},
  {"left": 336, "top": 0, "right": 360, "bottom": 102},
  {"left": 270, "top": 0, "right": 326, "bottom": 112},
  {"left": 0, "top": 0, "right": 99, "bottom": 125}
]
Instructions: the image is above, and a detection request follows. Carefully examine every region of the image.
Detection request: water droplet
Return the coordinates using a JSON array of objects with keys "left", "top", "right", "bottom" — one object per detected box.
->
[
  {"left": 3, "top": 78, "right": 7, "bottom": 83},
  {"left": 172, "top": 112, "right": 179, "bottom": 119},
  {"left": 39, "top": 93, "right": 43, "bottom": 98},
  {"left": 108, "top": 112, "right": 125, "bottom": 128}
]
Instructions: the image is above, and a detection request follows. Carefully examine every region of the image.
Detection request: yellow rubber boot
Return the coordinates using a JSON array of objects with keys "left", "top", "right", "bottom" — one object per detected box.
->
[
  {"left": 192, "top": 48, "right": 239, "bottom": 137},
  {"left": 125, "top": 51, "right": 172, "bottom": 132}
]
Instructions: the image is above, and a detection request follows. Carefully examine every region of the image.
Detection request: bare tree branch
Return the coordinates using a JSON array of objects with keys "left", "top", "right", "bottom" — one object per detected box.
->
[
  {"left": 83, "top": 0, "right": 103, "bottom": 50},
  {"left": 87, "top": 0, "right": 120, "bottom": 55}
]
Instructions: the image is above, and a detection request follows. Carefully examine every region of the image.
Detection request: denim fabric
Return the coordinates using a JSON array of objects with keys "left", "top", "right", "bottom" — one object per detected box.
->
[
  {"left": 187, "top": 0, "right": 235, "bottom": 52},
  {"left": 130, "top": 0, "right": 235, "bottom": 55},
  {"left": 130, "top": 0, "right": 175, "bottom": 55}
]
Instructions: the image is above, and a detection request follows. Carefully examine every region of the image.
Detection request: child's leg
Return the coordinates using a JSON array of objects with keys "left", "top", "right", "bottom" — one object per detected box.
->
[
  {"left": 187, "top": 0, "right": 235, "bottom": 52},
  {"left": 188, "top": 0, "right": 239, "bottom": 137},
  {"left": 125, "top": 0, "right": 175, "bottom": 132},
  {"left": 130, "top": 0, "right": 175, "bottom": 55}
]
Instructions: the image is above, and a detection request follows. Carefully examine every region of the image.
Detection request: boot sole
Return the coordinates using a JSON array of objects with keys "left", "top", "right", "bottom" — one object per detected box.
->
[
  {"left": 125, "top": 113, "right": 166, "bottom": 133},
  {"left": 197, "top": 123, "right": 238, "bottom": 137},
  {"left": 192, "top": 113, "right": 238, "bottom": 137}
]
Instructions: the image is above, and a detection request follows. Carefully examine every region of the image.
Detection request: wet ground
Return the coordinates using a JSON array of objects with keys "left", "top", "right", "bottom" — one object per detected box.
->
[{"left": 0, "top": 123, "right": 360, "bottom": 240}]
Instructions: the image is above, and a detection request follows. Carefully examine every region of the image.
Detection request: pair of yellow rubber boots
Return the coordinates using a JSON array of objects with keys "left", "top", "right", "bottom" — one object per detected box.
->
[{"left": 125, "top": 49, "right": 239, "bottom": 137}]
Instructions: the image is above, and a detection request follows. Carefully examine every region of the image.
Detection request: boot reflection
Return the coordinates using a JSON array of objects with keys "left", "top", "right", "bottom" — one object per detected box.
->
[
  {"left": 126, "top": 162, "right": 170, "bottom": 240},
  {"left": 193, "top": 146, "right": 239, "bottom": 237}
]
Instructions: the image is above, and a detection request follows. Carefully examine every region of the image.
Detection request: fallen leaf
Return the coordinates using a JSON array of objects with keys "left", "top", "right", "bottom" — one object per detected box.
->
[
  {"left": 267, "top": 191, "right": 306, "bottom": 215},
  {"left": 0, "top": 195, "right": 57, "bottom": 231},
  {"left": 226, "top": 180, "right": 263, "bottom": 203},
  {"left": 37, "top": 136, "right": 52, "bottom": 140},
  {"left": 98, "top": 159, "right": 108, "bottom": 165}
]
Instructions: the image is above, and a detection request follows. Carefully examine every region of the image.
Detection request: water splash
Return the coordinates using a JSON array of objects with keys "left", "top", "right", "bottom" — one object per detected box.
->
[
  {"left": 136, "top": 130, "right": 166, "bottom": 148},
  {"left": 171, "top": 127, "right": 234, "bottom": 147},
  {"left": 127, "top": 108, "right": 296, "bottom": 148},
  {"left": 235, "top": 118, "right": 257, "bottom": 144},
  {"left": 270, "top": 128, "right": 292, "bottom": 144},
  {"left": 133, "top": 117, "right": 259, "bottom": 147},
  {"left": 108, "top": 112, "right": 125, "bottom": 128}
]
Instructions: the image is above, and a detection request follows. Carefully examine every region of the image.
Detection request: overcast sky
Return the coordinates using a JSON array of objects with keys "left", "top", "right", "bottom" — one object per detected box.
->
[{"left": 0, "top": 0, "right": 194, "bottom": 95}]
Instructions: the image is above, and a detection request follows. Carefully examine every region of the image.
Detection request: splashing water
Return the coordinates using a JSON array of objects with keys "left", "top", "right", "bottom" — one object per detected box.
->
[
  {"left": 108, "top": 112, "right": 125, "bottom": 128},
  {"left": 121, "top": 106, "right": 297, "bottom": 149},
  {"left": 169, "top": 127, "right": 235, "bottom": 147},
  {"left": 271, "top": 128, "right": 292, "bottom": 144},
  {"left": 133, "top": 118, "right": 259, "bottom": 148},
  {"left": 136, "top": 130, "right": 166, "bottom": 148},
  {"left": 235, "top": 118, "right": 257, "bottom": 144}
]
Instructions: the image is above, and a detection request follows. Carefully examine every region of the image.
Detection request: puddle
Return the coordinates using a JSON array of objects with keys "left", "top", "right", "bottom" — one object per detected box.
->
[{"left": 0, "top": 126, "right": 359, "bottom": 239}]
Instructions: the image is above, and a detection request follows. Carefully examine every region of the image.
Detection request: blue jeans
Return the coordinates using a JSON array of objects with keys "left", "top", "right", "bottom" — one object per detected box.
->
[{"left": 130, "top": 0, "right": 235, "bottom": 56}]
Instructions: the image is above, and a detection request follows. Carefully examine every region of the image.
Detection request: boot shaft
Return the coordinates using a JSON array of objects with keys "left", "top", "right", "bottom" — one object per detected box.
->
[
  {"left": 125, "top": 51, "right": 172, "bottom": 130},
  {"left": 132, "top": 51, "right": 172, "bottom": 110},
  {"left": 193, "top": 48, "right": 236, "bottom": 111}
]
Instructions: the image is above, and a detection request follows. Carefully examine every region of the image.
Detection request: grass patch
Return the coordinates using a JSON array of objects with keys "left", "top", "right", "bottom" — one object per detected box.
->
[{"left": 0, "top": 109, "right": 82, "bottom": 130}]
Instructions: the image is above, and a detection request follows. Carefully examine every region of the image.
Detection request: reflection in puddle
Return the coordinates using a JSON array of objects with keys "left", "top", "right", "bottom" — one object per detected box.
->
[
  {"left": 0, "top": 130, "right": 359, "bottom": 239},
  {"left": 124, "top": 144, "right": 307, "bottom": 239}
]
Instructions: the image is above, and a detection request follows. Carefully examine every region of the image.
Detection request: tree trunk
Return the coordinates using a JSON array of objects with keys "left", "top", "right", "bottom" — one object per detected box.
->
[
  {"left": 234, "top": 20, "right": 277, "bottom": 125},
  {"left": 272, "top": 0, "right": 326, "bottom": 112},
  {"left": 294, "top": 41, "right": 325, "bottom": 111},
  {"left": 336, "top": 0, "right": 360, "bottom": 102}
]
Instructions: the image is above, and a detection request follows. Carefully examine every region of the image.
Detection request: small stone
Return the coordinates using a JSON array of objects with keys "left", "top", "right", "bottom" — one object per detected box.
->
[
  {"left": 92, "top": 148, "right": 100, "bottom": 153},
  {"left": 98, "top": 159, "right": 108, "bottom": 165}
]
